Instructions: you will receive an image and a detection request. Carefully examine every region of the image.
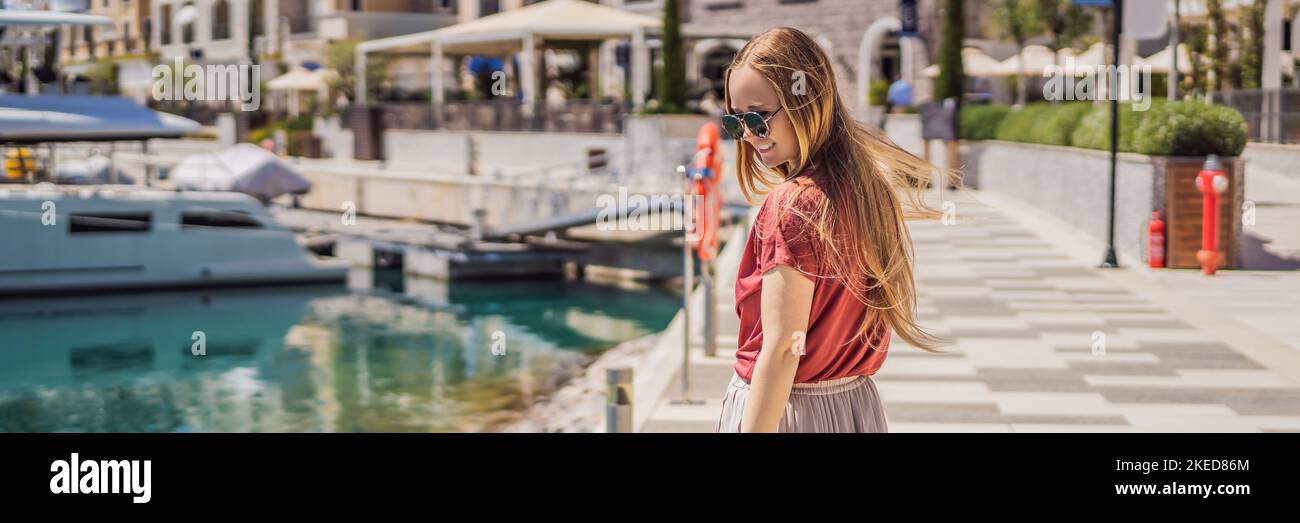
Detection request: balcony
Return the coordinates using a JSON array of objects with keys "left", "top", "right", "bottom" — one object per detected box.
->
[{"left": 315, "top": 10, "right": 456, "bottom": 41}]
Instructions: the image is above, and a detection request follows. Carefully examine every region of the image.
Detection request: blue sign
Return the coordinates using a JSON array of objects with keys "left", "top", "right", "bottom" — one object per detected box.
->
[
  {"left": 1073, "top": 0, "right": 1112, "bottom": 6},
  {"left": 899, "top": 0, "right": 918, "bottom": 36}
]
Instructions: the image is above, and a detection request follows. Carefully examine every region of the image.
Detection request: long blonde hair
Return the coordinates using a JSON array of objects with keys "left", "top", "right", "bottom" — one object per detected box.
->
[{"left": 725, "top": 27, "right": 956, "bottom": 352}]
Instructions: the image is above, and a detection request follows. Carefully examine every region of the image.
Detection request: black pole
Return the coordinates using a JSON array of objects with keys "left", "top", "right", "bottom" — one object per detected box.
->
[{"left": 1101, "top": 0, "right": 1122, "bottom": 268}]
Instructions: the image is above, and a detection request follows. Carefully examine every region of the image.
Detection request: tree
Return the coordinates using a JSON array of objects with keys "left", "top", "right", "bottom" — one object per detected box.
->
[
  {"left": 1238, "top": 0, "right": 1264, "bottom": 89},
  {"left": 657, "top": 0, "right": 688, "bottom": 112},
  {"left": 1035, "top": 0, "right": 1092, "bottom": 60},
  {"left": 935, "top": 0, "right": 965, "bottom": 104},
  {"left": 1183, "top": 21, "right": 1209, "bottom": 97},
  {"left": 1206, "top": 0, "right": 1229, "bottom": 93},
  {"left": 988, "top": 0, "right": 1044, "bottom": 106},
  {"left": 327, "top": 38, "right": 389, "bottom": 104}
]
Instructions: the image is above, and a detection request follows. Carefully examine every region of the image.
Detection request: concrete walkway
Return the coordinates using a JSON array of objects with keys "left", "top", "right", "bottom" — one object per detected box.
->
[{"left": 642, "top": 189, "right": 1300, "bottom": 432}]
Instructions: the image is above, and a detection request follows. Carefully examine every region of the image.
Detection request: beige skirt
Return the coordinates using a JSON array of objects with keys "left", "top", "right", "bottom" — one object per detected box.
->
[{"left": 714, "top": 372, "right": 889, "bottom": 433}]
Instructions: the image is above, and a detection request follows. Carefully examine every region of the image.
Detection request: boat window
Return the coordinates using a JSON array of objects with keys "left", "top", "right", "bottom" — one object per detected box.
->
[
  {"left": 69, "top": 212, "right": 152, "bottom": 233},
  {"left": 181, "top": 211, "right": 263, "bottom": 229}
]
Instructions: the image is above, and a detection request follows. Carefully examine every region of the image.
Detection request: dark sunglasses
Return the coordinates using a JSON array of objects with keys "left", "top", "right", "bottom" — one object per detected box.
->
[{"left": 721, "top": 107, "right": 784, "bottom": 139}]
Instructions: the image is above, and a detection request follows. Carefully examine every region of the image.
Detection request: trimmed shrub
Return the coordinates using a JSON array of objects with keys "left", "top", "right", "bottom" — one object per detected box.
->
[
  {"left": 1132, "top": 102, "right": 1248, "bottom": 157},
  {"left": 994, "top": 103, "right": 1052, "bottom": 143},
  {"left": 1035, "top": 103, "right": 1094, "bottom": 146},
  {"left": 960, "top": 105, "right": 1011, "bottom": 140},
  {"left": 1070, "top": 99, "right": 1166, "bottom": 153}
]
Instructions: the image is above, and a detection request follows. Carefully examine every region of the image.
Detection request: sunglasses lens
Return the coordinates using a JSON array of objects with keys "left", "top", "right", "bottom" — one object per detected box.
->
[
  {"left": 720, "top": 115, "right": 744, "bottom": 139},
  {"left": 743, "top": 113, "right": 769, "bottom": 138}
]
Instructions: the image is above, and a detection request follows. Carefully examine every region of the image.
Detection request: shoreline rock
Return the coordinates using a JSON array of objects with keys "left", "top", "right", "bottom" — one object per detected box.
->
[{"left": 494, "top": 333, "right": 661, "bottom": 433}]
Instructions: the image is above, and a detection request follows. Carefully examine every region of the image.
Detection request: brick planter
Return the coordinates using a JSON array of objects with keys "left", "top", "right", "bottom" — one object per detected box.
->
[{"left": 1151, "top": 156, "right": 1245, "bottom": 269}]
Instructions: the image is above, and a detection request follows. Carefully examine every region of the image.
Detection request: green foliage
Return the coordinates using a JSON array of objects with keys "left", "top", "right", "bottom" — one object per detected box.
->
[
  {"left": 1207, "top": 0, "right": 1229, "bottom": 92},
  {"left": 965, "top": 99, "right": 1247, "bottom": 157},
  {"left": 1036, "top": 102, "right": 1093, "bottom": 145},
  {"left": 248, "top": 125, "right": 275, "bottom": 145},
  {"left": 935, "top": 0, "right": 964, "bottom": 102},
  {"left": 1069, "top": 100, "right": 1164, "bottom": 153},
  {"left": 283, "top": 115, "right": 315, "bottom": 131},
  {"left": 960, "top": 105, "right": 1011, "bottom": 140},
  {"left": 327, "top": 38, "right": 389, "bottom": 103},
  {"left": 992, "top": 102, "right": 1090, "bottom": 146},
  {"left": 988, "top": 0, "right": 1044, "bottom": 45},
  {"left": 868, "top": 79, "right": 889, "bottom": 106},
  {"left": 1035, "top": 0, "right": 1092, "bottom": 52},
  {"left": 1238, "top": 0, "right": 1264, "bottom": 89},
  {"left": 993, "top": 103, "right": 1052, "bottom": 143},
  {"left": 1132, "top": 102, "right": 1248, "bottom": 157}
]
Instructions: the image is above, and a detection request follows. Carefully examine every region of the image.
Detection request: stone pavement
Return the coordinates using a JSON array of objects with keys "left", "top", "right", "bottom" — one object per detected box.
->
[{"left": 642, "top": 189, "right": 1300, "bottom": 432}]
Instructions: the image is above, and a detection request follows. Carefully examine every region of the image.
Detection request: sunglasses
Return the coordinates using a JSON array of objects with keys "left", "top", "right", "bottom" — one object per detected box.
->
[{"left": 721, "top": 107, "right": 784, "bottom": 140}]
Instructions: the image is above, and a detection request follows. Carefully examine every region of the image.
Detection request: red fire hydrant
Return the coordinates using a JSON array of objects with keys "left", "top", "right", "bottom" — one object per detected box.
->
[{"left": 1194, "top": 155, "right": 1229, "bottom": 275}]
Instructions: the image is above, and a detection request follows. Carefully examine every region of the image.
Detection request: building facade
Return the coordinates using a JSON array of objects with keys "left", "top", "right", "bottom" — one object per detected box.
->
[
  {"left": 59, "top": 0, "right": 153, "bottom": 63},
  {"left": 146, "top": 0, "right": 456, "bottom": 66}
]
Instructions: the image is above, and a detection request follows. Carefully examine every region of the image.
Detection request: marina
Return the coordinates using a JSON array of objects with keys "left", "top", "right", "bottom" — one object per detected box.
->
[{"left": 0, "top": 273, "right": 679, "bottom": 432}]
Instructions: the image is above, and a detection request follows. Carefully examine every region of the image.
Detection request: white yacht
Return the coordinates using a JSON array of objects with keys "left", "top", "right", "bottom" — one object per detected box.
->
[{"left": 0, "top": 185, "right": 348, "bottom": 294}]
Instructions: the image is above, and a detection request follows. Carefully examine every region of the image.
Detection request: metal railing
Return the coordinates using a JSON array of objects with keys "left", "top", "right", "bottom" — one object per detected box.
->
[
  {"left": 1212, "top": 88, "right": 1300, "bottom": 144},
  {"left": 362, "top": 100, "right": 627, "bottom": 133}
]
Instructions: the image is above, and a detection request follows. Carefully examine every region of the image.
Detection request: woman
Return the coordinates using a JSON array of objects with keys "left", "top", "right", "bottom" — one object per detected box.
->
[{"left": 714, "top": 27, "right": 951, "bottom": 433}]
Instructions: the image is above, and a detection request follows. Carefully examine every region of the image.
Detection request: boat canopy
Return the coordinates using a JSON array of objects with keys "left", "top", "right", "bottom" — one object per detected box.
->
[
  {"left": 170, "top": 143, "right": 312, "bottom": 202},
  {"left": 0, "top": 95, "right": 201, "bottom": 144}
]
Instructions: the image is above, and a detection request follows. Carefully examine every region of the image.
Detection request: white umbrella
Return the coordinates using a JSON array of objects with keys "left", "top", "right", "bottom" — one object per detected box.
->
[
  {"left": 171, "top": 144, "right": 310, "bottom": 202},
  {"left": 920, "top": 47, "right": 1004, "bottom": 78},
  {"left": 993, "top": 45, "right": 1071, "bottom": 76}
]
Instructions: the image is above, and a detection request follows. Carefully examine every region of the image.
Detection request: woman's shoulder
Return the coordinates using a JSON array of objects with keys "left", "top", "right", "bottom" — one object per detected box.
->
[{"left": 766, "top": 170, "right": 828, "bottom": 211}]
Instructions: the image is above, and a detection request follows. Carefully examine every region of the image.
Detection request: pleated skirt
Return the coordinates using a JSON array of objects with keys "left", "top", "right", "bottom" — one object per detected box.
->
[{"left": 713, "top": 372, "right": 889, "bottom": 433}]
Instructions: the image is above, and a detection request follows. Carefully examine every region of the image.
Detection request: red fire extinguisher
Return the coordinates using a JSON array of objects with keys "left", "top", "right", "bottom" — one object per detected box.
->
[{"left": 1147, "top": 211, "right": 1165, "bottom": 268}]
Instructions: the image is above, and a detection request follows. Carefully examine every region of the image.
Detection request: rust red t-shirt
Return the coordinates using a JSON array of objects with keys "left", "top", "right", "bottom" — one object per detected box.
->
[{"left": 733, "top": 170, "right": 891, "bottom": 383}]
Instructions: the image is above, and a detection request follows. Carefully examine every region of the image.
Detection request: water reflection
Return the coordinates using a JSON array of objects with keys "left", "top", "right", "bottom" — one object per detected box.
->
[{"left": 0, "top": 274, "right": 678, "bottom": 432}]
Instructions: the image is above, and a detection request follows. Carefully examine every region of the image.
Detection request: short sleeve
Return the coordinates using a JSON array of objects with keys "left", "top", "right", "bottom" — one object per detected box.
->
[{"left": 756, "top": 181, "right": 822, "bottom": 280}]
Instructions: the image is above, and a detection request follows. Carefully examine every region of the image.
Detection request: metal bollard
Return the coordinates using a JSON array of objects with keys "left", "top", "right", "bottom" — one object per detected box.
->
[{"left": 605, "top": 367, "right": 633, "bottom": 433}]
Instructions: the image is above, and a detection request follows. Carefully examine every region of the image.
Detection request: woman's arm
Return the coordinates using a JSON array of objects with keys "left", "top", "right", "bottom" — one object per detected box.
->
[{"left": 740, "top": 264, "right": 815, "bottom": 433}]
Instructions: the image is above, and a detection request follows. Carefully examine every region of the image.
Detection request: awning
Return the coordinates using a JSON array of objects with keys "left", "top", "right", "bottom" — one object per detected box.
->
[
  {"left": 357, "top": 0, "right": 661, "bottom": 56},
  {"left": 267, "top": 67, "right": 339, "bottom": 92},
  {"left": 0, "top": 95, "right": 200, "bottom": 144}
]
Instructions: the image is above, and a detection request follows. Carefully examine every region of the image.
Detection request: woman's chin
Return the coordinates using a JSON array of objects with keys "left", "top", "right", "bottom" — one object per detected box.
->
[{"left": 760, "top": 154, "right": 791, "bottom": 169}]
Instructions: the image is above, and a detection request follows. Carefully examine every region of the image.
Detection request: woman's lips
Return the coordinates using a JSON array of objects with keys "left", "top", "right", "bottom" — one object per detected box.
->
[{"left": 756, "top": 142, "right": 776, "bottom": 154}]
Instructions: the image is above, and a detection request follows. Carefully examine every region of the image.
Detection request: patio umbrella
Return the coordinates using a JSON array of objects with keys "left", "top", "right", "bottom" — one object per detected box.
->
[
  {"left": 171, "top": 143, "right": 311, "bottom": 202},
  {"left": 993, "top": 45, "right": 1072, "bottom": 76},
  {"left": 920, "top": 47, "right": 1003, "bottom": 78}
]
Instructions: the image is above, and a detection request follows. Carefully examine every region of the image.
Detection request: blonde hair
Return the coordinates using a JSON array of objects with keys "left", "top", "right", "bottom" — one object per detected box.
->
[{"left": 725, "top": 27, "right": 957, "bottom": 352}]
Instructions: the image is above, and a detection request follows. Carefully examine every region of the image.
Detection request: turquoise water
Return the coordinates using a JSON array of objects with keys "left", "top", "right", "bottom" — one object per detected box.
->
[{"left": 0, "top": 273, "right": 679, "bottom": 432}]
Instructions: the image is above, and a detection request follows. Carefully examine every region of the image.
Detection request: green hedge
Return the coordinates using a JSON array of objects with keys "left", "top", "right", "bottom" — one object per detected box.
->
[
  {"left": 1070, "top": 99, "right": 1165, "bottom": 153},
  {"left": 1132, "top": 102, "right": 1248, "bottom": 156},
  {"left": 960, "top": 105, "right": 1011, "bottom": 140},
  {"left": 1037, "top": 103, "right": 1095, "bottom": 146},
  {"left": 993, "top": 103, "right": 1090, "bottom": 145},
  {"left": 965, "top": 99, "right": 1247, "bottom": 157}
]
